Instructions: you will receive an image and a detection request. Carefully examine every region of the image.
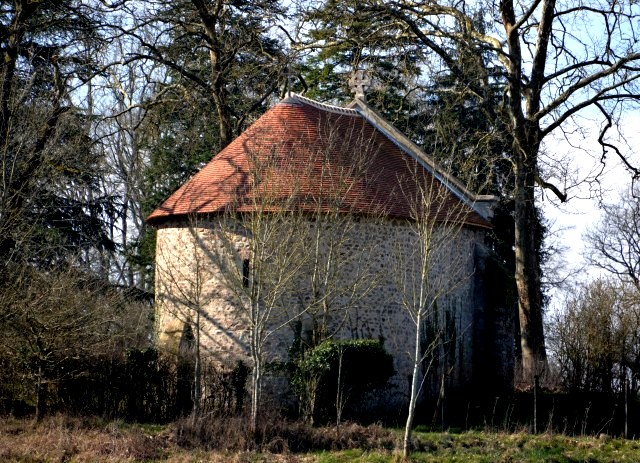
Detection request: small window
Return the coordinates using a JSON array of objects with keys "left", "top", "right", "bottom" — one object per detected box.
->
[
  {"left": 179, "top": 323, "right": 195, "bottom": 355},
  {"left": 242, "top": 258, "right": 250, "bottom": 288}
]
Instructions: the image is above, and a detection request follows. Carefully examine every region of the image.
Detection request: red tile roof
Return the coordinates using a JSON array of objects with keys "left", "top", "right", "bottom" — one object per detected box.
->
[{"left": 147, "top": 95, "right": 491, "bottom": 228}]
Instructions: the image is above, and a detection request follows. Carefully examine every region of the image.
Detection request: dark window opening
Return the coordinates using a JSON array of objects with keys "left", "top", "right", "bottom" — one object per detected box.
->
[
  {"left": 179, "top": 323, "right": 195, "bottom": 355},
  {"left": 242, "top": 259, "right": 250, "bottom": 288}
]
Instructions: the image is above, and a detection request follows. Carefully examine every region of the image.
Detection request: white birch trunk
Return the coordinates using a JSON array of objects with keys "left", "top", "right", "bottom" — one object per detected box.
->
[{"left": 403, "top": 309, "right": 423, "bottom": 457}]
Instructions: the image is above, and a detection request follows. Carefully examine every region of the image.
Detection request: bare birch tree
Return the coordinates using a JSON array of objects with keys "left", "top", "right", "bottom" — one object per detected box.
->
[
  {"left": 212, "top": 205, "right": 307, "bottom": 430},
  {"left": 291, "top": 115, "right": 384, "bottom": 346},
  {"left": 391, "top": 167, "right": 477, "bottom": 457},
  {"left": 278, "top": 114, "right": 386, "bottom": 424}
]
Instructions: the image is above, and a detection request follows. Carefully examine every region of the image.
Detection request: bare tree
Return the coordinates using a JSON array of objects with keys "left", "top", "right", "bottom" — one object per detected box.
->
[
  {"left": 274, "top": 114, "right": 388, "bottom": 424},
  {"left": 548, "top": 278, "right": 640, "bottom": 397},
  {"left": 154, "top": 132, "right": 311, "bottom": 428},
  {"left": 91, "top": 41, "right": 165, "bottom": 290},
  {"left": 155, "top": 214, "right": 219, "bottom": 414},
  {"left": 210, "top": 182, "right": 308, "bottom": 431},
  {"left": 306, "top": 0, "right": 640, "bottom": 381},
  {"left": 390, "top": 166, "right": 477, "bottom": 457},
  {"left": 0, "top": 263, "right": 150, "bottom": 420},
  {"left": 585, "top": 187, "right": 640, "bottom": 291},
  {"left": 290, "top": 116, "right": 384, "bottom": 347}
]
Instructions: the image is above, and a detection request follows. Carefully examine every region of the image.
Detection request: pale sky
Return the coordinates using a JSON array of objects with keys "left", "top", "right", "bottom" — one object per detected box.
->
[{"left": 542, "top": 112, "right": 640, "bottom": 309}]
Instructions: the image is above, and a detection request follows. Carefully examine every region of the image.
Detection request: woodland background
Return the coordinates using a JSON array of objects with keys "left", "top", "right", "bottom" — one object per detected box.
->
[{"left": 2, "top": 0, "right": 640, "bottom": 441}]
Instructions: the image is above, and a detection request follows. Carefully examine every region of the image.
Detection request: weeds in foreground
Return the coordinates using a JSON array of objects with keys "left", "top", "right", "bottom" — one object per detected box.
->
[
  {"left": 174, "top": 413, "right": 395, "bottom": 452},
  {"left": 0, "top": 415, "right": 163, "bottom": 462},
  {"left": 2, "top": 415, "right": 640, "bottom": 462}
]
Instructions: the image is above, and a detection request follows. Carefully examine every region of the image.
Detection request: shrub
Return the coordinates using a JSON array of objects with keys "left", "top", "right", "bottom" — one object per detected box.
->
[{"left": 289, "top": 339, "right": 394, "bottom": 424}]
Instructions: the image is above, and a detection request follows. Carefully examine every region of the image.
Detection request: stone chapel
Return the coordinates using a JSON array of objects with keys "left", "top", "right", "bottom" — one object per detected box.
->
[{"left": 147, "top": 90, "right": 515, "bottom": 405}]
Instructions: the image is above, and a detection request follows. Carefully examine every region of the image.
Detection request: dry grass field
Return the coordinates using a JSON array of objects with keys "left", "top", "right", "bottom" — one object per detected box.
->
[{"left": 2, "top": 415, "right": 640, "bottom": 462}]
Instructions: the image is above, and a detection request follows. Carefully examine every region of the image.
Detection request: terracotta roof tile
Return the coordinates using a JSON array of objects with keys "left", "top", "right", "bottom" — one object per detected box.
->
[{"left": 147, "top": 96, "right": 491, "bottom": 228}]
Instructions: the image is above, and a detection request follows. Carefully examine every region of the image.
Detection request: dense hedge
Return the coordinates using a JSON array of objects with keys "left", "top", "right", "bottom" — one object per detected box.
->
[{"left": 0, "top": 348, "right": 248, "bottom": 422}]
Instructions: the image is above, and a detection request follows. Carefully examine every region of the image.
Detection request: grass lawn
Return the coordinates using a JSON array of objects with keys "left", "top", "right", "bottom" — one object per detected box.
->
[
  {"left": 309, "top": 431, "right": 640, "bottom": 463},
  {"left": 2, "top": 416, "right": 640, "bottom": 462}
]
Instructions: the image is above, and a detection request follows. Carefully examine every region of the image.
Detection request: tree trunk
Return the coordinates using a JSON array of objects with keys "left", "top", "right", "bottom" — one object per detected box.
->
[
  {"left": 403, "top": 310, "right": 423, "bottom": 457},
  {"left": 251, "top": 353, "right": 261, "bottom": 434},
  {"left": 335, "top": 345, "right": 345, "bottom": 428},
  {"left": 191, "top": 0, "right": 234, "bottom": 150},
  {"left": 514, "top": 150, "right": 548, "bottom": 382},
  {"left": 194, "top": 310, "right": 201, "bottom": 415},
  {"left": 213, "top": 89, "right": 233, "bottom": 149},
  {"left": 35, "top": 363, "right": 46, "bottom": 422}
]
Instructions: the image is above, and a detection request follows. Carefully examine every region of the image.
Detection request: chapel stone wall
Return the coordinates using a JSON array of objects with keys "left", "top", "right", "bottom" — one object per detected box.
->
[{"left": 155, "top": 216, "right": 499, "bottom": 401}]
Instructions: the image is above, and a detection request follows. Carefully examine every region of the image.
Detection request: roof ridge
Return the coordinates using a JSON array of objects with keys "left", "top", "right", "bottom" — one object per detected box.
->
[
  {"left": 281, "top": 93, "right": 360, "bottom": 117},
  {"left": 349, "top": 99, "right": 497, "bottom": 220}
]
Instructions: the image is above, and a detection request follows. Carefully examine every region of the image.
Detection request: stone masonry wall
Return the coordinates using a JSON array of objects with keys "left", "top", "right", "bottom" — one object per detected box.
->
[{"left": 155, "top": 216, "right": 490, "bottom": 404}]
